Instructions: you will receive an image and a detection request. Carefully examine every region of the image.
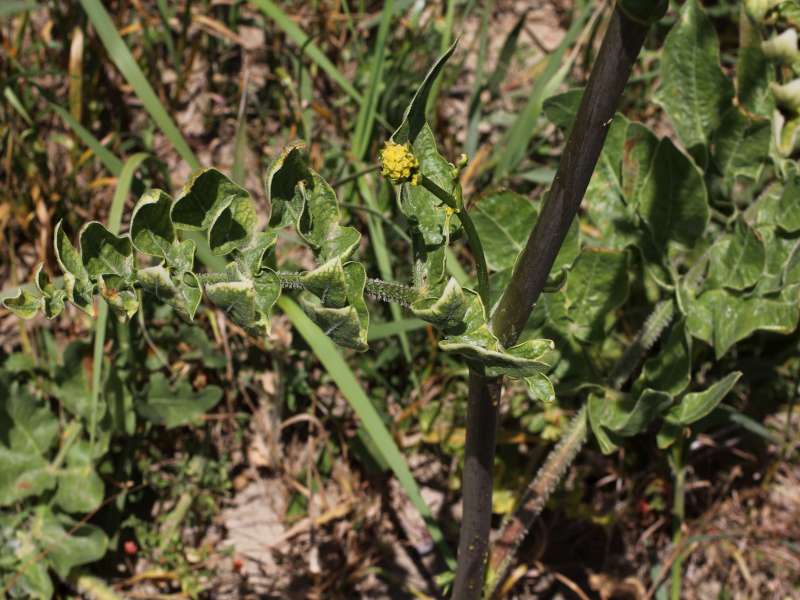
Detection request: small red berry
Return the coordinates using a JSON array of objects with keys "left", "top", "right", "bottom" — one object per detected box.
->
[
  {"left": 123, "top": 540, "right": 138, "bottom": 555},
  {"left": 233, "top": 557, "right": 244, "bottom": 573}
]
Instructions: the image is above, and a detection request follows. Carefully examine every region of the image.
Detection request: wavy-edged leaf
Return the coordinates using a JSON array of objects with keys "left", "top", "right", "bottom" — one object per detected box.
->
[
  {"left": 299, "top": 262, "right": 369, "bottom": 351},
  {"left": 54, "top": 221, "right": 94, "bottom": 315},
  {"left": 172, "top": 168, "right": 257, "bottom": 255},
  {"left": 410, "top": 277, "right": 468, "bottom": 332},
  {"left": 2, "top": 288, "right": 43, "bottom": 319},
  {"left": 266, "top": 141, "right": 308, "bottom": 229},
  {"left": 237, "top": 231, "right": 277, "bottom": 276},
  {"left": 34, "top": 264, "right": 66, "bottom": 319},
  {"left": 130, "top": 188, "right": 176, "bottom": 257},
  {"left": 138, "top": 265, "right": 203, "bottom": 319},
  {"left": 97, "top": 275, "right": 139, "bottom": 319},
  {"left": 654, "top": 0, "right": 734, "bottom": 152},
  {"left": 300, "top": 258, "right": 349, "bottom": 308},
  {"left": 79, "top": 222, "right": 134, "bottom": 279},
  {"left": 299, "top": 170, "right": 361, "bottom": 262},
  {"left": 439, "top": 290, "right": 553, "bottom": 377}
]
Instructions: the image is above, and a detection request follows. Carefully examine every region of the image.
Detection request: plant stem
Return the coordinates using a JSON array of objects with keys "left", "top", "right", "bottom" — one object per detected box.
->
[
  {"left": 670, "top": 440, "right": 686, "bottom": 600},
  {"left": 451, "top": 5, "right": 657, "bottom": 598},
  {"left": 485, "top": 407, "right": 588, "bottom": 596}
]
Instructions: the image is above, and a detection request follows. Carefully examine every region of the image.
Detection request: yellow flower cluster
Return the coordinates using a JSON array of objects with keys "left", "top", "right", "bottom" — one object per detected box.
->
[{"left": 379, "top": 141, "right": 420, "bottom": 185}]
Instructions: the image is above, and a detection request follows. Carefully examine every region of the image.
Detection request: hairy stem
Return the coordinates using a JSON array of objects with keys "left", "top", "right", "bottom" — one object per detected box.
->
[
  {"left": 276, "top": 270, "right": 420, "bottom": 307},
  {"left": 451, "top": 6, "right": 657, "bottom": 598},
  {"left": 486, "top": 291, "right": 677, "bottom": 595},
  {"left": 486, "top": 407, "right": 588, "bottom": 596}
]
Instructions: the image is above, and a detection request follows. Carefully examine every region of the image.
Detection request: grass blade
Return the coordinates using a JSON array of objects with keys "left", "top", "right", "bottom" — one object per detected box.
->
[
  {"left": 278, "top": 296, "right": 454, "bottom": 568},
  {"left": 352, "top": 0, "right": 393, "bottom": 160},
  {"left": 79, "top": 0, "right": 200, "bottom": 170},
  {"left": 368, "top": 318, "right": 426, "bottom": 341},
  {"left": 250, "top": 0, "right": 389, "bottom": 130},
  {"left": 89, "top": 152, "right": 148, "bottom": 451},
  {"left": 0, "top": 1, "right": 38, "bottom": 18},
  {"left": 493, "top": 4, "right": 592, "bottom": 179}
]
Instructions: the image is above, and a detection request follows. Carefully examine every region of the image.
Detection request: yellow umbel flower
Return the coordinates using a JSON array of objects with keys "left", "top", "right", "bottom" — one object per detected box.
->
[{"left": 380, "top": 141, "right": 420, "bottom": 185}]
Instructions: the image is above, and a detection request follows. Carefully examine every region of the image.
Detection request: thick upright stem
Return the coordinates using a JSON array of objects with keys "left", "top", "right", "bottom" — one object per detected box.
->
[
  {"left": 453, "top": 371, "right": 501, "bottom": 596},
  {"left": 450, "top": 5, "right": 657, "bottom": 598}
]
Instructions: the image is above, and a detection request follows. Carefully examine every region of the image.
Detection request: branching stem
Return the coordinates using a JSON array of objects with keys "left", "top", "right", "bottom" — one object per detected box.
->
[{"left": 451, "top": 6, "right": 657, "bottom": 598}]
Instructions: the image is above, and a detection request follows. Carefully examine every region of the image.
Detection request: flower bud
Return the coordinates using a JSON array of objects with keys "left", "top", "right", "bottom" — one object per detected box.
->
[{"left": 379, "top": 141, "right": 420, "bottom": 185}]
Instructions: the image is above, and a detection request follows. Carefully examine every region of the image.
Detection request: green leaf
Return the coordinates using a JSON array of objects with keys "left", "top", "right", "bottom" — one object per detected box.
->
[
  {"left": 236, "top": 231, "right": 277, "bottom": 277},
  {"left": 266, "top": 142, "right": 308, "bottom": 229},
  {"left": 130, "top": 189, "right": 176, "bottom": 257},
  {"left": 563, "top": 249, "right": 629, "bottom": 341},
  {"left": 634, "top": 136, "right": 709, "bottom": 249},
  {"left": 712, "top": 109, "right": 770, "bottom": 183},
  {"left": 439, "top": 290, "right": 553, "bottom": 377},
  {"left": 204, "top": 263, "right": 280, "bottom": 335},
  {"left": 299, "top": 170, "right": 361, "bottom": 262},
  {"left": 34, "top": 265, "right": 66, "bottom": 319},
  {"left": 665, "top": 372, "right": 742, "bottom": 425},
  {"left": 54, "top": 221, "right": 94, "bottom": 316},
  {"left": 391, "top": 40, "right": 456, "bottom": 147},
  {"left": 410, "top": 277, "right": 468, "bottom": 332},
  {"left": 686, "top": 289, "right": 799, "bottom": 358},
  {"left": 638, "top": 320, "right": 691, "bottom": 396},
  {"left": 97, "top": 275, "right": 139, "bottom": 319},
  {"left": 707, "top": 219, "right": 766, "bottom": 290},
  {"left": 2, "top": 288, "right": 43, "bottom": 319},
  {"left": 0, "top": 448, "right": 55, "bottom": 506},
  {"left": 79, "top": 222, "right": 134, "bottom": 279},
  {"left": 543, "top": 88, "right": 583, "bottom": 132},
  {"left": 299, "top": 262, "right": 369, "bottom": 351},
  {"left": 299, "top": 258, "right": 349, "bottom": 308},
  {"left": 0, "top": 384, "right": 59, "bottom": 455},
  {"left": 138, "top": 265, "right": 202, "bottom": 320},
  {"left": 32, "top": 507, "right": 108, "bottom": 579},
  {"left": 654, "top": 0, "right": 734, "bottom": 152},
  {"left": 53, "top": 341, "right": 97, "bottom": 421},
  {"left": 54, "top": 440, "right": 104, "bottom": 514},
  {"left": 137, "top": 373, "right": 223, "bottom": 428},
  {"left": 396, "top": 125, "right": 456, "bottom": 249},
  {"left": 773, "top": 169, "right": 800, "bottom": 233},
  {"left": 468, "top": 190, "right": 535, "bottom": 271},
  {"left": 737, "top": 8, "right": 775, "bottom": 117},
  {"left": 171, "top": 169, "right": 257, "bottom": 255},
  {"left": 589, "top": 388, "right": 673, "bottom": 454}
]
